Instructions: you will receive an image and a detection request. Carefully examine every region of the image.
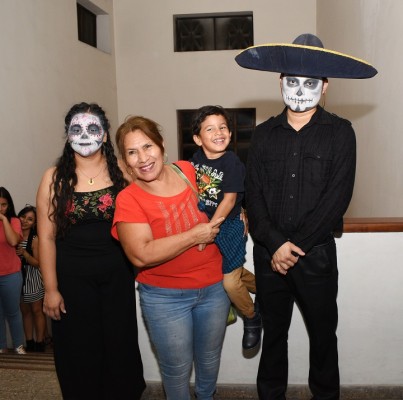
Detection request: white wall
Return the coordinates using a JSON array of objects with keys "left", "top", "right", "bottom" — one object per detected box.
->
[
  {"left": 114, "top": 0, "right": 402, "bottom": 218},
  {"left": 137, "top": 232, "right": 403, "bottom": 385},
  {"left": 317, "top": 0, "right": 403, "bottom": 217},
  {"left": 113, "top": 0, "right": 316, "bottom": 161},
  {"left": 2, "top": 0, "right": 399, "bottom": 214},
  {"left": 0, "top": 0, "right": 118, "bottom": 212}
]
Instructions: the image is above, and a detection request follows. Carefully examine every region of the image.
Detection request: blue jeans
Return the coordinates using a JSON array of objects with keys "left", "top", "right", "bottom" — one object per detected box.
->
[
  {"left": 0, "top": 271, "right": 24, "bottom": 349},
  {"left": 138, "top": 281, "right": 230, "bottom": 400}
]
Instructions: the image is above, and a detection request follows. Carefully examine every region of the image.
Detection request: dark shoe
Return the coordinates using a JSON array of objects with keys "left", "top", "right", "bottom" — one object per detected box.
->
[
  {"left": 242, "top": 303, "right": 262, "bottom": 350},
  {"left": 34, "top": 341, "right": 45, "bottom": 352},
  {"left": 26, "top": 339, "right": 35, "bottom": 352}
]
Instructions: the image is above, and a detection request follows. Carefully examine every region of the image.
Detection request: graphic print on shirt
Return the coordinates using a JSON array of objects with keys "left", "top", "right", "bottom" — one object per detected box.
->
[
  {"left": 157, "top": 192, "right": 200, "bottom": 236},
  {"left": 193, "top": 163, "right": 224, "bottom": 212}
]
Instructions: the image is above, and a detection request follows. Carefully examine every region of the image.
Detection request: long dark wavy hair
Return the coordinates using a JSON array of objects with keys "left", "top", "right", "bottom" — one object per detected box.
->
[
  {"left": 51, "top": 102, "right": 127, "bottom": 237},
  {"left": 0, "top": 187, "right": 17, "bottom": 222}
]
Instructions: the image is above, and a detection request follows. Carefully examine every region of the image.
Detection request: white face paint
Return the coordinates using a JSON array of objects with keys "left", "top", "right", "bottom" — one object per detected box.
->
[
  {"left": 68, "top": 113, "right": 105, "bottom": 157},
  {"left": 281, "top": 76, "right": 323, "bottom": 112}
]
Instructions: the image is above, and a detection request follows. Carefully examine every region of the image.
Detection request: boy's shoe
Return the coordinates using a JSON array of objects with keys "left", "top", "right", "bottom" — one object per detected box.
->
[
  {"left": 242, "top": 301, "right": 262, "bottom": 350},
  {"left": 14, "top": 345, "right": 26, "bottom": 355}
]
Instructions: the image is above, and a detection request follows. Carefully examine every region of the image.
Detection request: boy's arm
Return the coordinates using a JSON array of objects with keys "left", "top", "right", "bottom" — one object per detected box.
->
[{"left": 210, "top": 192, "right": 237, "bottom": 224}]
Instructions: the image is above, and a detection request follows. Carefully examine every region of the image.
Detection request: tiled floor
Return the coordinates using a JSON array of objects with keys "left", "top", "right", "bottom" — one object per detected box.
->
[{"left": 0, "top": 352, "right": 402, "bottom": 399}]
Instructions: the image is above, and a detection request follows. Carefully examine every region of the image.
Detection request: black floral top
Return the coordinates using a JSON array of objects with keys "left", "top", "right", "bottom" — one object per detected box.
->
[
  {"left": 57, "top": 186, "right": 129, "bottom": 276},
  {"left": 65, "top": 187, "right": 116, "bottom": 224}
]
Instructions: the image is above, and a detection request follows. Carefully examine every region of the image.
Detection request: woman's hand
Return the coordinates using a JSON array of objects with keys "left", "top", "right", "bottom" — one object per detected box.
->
[
  {"left": 0, "top": 214, "right": 21, "bottom": 246},
  {"left": 193, "top": 217, "right": 224, "bottom": 243},
  {"left": 43, "top": 290, "right": 66, "bottom": 321},
  {"left": 118, "top": 217, "right": 226, "bottom": 266},
  {"left": 15, "top": 245, "right": 24, "bottom": 257},
  {"left": 195, "top": 217, "right": 224, "bottom": 251}
]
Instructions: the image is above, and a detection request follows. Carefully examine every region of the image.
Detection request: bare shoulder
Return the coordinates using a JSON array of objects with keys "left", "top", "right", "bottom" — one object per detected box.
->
[
  {"left": 37, "top": 167, "right": 56, "bottom": 201},
  {"left": 41, "top": 167, "right": 56, "bottom": 183}
]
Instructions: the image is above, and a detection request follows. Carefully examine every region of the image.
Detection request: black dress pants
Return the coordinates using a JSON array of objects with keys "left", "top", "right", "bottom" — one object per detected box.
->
[{"left": 254, "top": 239, "right": 340, "bottom": 400}]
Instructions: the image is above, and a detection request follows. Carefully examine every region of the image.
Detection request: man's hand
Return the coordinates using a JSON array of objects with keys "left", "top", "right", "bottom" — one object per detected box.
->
[{"left": 271, "top": 242, "right": 305, "bottom": 275}]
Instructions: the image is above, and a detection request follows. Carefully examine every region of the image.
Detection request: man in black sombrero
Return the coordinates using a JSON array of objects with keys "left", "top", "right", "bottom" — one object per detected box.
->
[{"left": 236, "top": 34, "right": 377, "bottom": 400}]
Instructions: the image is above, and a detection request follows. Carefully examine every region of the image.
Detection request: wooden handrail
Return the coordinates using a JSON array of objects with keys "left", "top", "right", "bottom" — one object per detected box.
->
[{"left": 343, "top": 218, "right": 403, "bottom": 233}]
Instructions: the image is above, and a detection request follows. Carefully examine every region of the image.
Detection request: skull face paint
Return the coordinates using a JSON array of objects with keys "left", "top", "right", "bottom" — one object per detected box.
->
[
  {"left": 68, "top": 113, "right": 105, "bottom": 157},
  {"left": 281, "top": 76, "right": 323, "bottom": 112}
]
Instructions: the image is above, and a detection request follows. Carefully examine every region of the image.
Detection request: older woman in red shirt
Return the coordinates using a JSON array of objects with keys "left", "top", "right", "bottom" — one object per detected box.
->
[{"left": 112, "top": 116, "right": 229, "bottom": 400}]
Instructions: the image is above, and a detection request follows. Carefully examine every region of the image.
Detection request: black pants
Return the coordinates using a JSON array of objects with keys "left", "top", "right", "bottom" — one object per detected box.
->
[
  {"left": 254, "top": 239, "right": 339, "bottom": 400},
  {"left": 52, "top": 265, "right": 146, "bottom": 400}
]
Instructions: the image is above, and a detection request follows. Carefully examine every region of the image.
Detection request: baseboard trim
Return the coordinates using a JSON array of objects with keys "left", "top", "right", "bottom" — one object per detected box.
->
[{"left": 143, "top": 382, "right": 403, "bottom": 399}]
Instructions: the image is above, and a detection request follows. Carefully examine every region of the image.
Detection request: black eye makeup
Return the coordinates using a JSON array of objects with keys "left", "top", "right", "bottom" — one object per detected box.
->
[
  {"left": 68, "top": 123, "right": 103, "bottom": 136},
  {"left": 88, "top": 124, "right": 101, "bottom": 135},
  {"left": 68, "top": 124, "right": 83, "bottom": 135},
  {"left": 304, "top": 79, "right": 320, "bottom": 89},
  {"left": 285, "top": 77, "right": 299, "bottom": 86}
]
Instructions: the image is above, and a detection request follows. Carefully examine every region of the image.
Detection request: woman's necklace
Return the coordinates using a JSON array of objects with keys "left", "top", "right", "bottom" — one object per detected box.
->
[{"left": 78, "top": 165, "right": 105, "bottom": 186}]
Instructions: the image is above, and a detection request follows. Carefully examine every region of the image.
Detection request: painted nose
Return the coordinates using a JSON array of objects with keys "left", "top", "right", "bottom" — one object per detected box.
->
[{"left": 296, "top": 86, "right": 304, "bottom": 96}]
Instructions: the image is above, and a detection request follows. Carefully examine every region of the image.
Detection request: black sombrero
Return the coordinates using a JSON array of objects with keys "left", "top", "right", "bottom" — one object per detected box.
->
[{"left": 235, "top": 33, "right": 377, "bottom": 79}]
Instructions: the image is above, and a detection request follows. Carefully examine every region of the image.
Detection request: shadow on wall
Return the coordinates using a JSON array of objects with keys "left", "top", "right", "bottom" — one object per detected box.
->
[{"left": 329, "top": 103, "right": 376, "bottom": 121}]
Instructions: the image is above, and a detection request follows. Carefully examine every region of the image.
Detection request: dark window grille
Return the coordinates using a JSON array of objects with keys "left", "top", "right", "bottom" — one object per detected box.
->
[
  {"left": 77, "top": 3, "right": 97, "bottom": 48},
  {"left": 177, "top": 108, "right": 256, "bottom": 165},
  {"left": 174, "top": 13, "right": 253, "bottom": 52}
]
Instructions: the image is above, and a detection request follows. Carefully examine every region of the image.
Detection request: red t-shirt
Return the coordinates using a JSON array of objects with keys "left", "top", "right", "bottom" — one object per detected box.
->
[
  {"left": 112, "top": 161, "right": 223, "bottom": 289},
  {"left": 0, "top": 217, "right": 22, "bottom": 276}
]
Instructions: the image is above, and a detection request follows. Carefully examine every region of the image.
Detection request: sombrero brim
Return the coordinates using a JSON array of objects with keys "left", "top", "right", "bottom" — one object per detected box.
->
[{"left": 235, "top": 43, "right": 377, "bottom": 79}]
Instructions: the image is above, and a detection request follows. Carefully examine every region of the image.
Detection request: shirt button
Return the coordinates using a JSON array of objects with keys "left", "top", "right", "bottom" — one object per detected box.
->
[
  {"left": 290, "top": 195, "right": 294, "bottom": 199},
  {"left": 291, "top": 174, "right": 296, "bottom": 178},
  {"left": 293, "top": 152, "right": 298, "bottom": 156}
]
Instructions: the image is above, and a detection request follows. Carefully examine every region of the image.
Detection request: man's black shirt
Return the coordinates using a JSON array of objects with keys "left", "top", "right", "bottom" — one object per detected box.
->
[{"left": 246, "top": 106, "right": 356, "bottom": 254}]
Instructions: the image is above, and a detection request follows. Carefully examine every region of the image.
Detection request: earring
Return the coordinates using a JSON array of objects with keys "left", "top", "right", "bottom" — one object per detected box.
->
[
  {"left": 321, "top": 92, "right": 326, "bottom": 109},
  {"left": 164, "top": 152, "right": 168, "bottom": 164}
]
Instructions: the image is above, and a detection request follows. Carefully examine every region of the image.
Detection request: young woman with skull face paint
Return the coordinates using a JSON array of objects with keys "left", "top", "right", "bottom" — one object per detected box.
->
[{"left": 36, "top": 103, "right": 145, "bottom": 399}]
